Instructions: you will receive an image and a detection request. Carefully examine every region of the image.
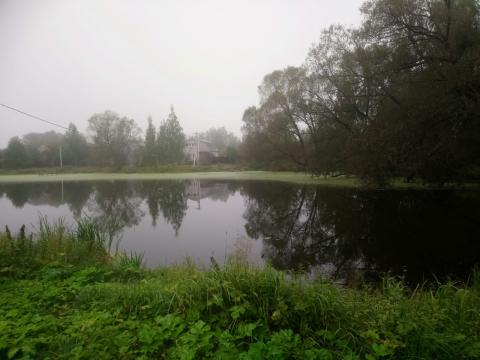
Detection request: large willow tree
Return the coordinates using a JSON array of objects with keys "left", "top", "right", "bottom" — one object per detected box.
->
[{"left": 242, "top": 0, "right": 480, "bottom": 185}]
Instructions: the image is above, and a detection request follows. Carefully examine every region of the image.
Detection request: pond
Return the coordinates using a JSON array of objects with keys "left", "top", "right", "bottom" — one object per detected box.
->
[{"left": 1, "top": 179, "right": 479, "bottom": 285}]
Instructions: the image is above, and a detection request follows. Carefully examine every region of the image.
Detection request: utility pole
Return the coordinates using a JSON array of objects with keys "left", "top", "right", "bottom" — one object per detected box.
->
[
  {"left": 194, "top": 133, "right": 198, "bottom": 166},
  {"left": 197, "top": 133, "right": 200, "bottom": 166},
  {"left": 59, "top": 144, "right": 63, "bottom": 169},
  {"left": 192, "top": 132, "right": 200, "bottom": 166}
]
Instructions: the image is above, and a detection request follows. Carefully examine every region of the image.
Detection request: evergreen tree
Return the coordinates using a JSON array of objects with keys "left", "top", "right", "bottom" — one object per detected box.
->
[
  {"left": 142, "top": 116, "right": 157, "bottom": 166},
  {"left": 156, "top": 107, "right": 186, "bottom": 164}
]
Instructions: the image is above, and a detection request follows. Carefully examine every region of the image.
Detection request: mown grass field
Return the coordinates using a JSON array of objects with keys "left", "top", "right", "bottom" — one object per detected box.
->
[{"left": 1, "top": 219, "right": 480, "bottom": 359}]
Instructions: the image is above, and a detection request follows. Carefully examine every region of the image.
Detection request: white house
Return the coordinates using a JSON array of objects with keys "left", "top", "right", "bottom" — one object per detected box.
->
[{"left": 184, "top": 137, "right": 219, "bottom": 165}]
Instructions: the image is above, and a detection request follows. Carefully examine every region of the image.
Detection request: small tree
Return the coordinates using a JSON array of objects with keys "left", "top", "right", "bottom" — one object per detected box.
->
[{"left": 156, "top": 107, "right": 186, "bottom": 164}]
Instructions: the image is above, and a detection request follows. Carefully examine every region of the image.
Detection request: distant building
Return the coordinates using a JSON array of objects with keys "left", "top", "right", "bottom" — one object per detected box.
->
[{"left": 184, "top": 137, "right": 219, "bottom": 165}]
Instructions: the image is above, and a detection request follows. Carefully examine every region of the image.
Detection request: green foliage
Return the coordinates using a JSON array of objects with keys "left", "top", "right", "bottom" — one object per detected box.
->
[
  {"left": 199, "top": 127, "right": 240, "bottom": 155},
  {"left": 225, "top": 145, "right": 239, "bottom": 163},
  {"left": 63, "top": 123, "right": 90, "bottom": 166},
  {"left": 0, "top": 217, "right": 112, "bottom": 278},
  {"left": 117, "top": 251, "right": 145, "bottom": 269},
  {"left": 22, "top": 131, "right": 64, "bottom": 168},
  {"left": 242, "top": 0, "right": 480, "bottom": 185},
  {"left": 0, "top": 219, "right": 479, "bottom": 360},
  {"left": 2, "top": 130, "right": 73, "bottom": 170},
  {"left": 4, "top": 137, "right": 29, "bottom": 169},
  {"left": 142, "top": 116, "right": 157, "bottom": 166},
  {"left": 157, "top": 107, "right": 186, "bottom": 165},
  {"left": 88, "top": 110, "right": 142, "bottom": 168}
]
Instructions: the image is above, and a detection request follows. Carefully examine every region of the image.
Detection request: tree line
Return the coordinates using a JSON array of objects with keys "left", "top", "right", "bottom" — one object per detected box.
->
[
  {"left": 241, "top": 0, "right": 480, "bottom": 185},
  {"left": 1, "top": 0, "right": 478, "bottom": 185},
  {"left": 0, "top": 107, "right": 240, "bottom": 169}
]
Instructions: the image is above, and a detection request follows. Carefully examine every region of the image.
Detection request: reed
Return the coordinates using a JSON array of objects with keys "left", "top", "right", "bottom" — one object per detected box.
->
[{"left": 0, "top": 217, "right": 118, "bottom": 274}]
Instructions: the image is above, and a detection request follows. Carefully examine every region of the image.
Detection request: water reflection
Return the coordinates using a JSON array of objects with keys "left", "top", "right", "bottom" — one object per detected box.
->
[
  {"left": 87, "top": 181, "right": 144, "bottom": 238},
  {"left": 0, "top": 180, "right": 479, "bottom": 283},
  {"left": 242, "top": 183, "right": 480, "bottom": 283},
  {"left": 241, "top": 183, "right": 348, "bottom": 275},
  {"left": 139, "top": 181, "right": 187, "bottom": 233}
]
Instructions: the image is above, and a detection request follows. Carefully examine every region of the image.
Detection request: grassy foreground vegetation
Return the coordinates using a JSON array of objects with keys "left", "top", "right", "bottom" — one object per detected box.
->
[{"left": 1, "top": 220, "right": 480, "bottom": 359}]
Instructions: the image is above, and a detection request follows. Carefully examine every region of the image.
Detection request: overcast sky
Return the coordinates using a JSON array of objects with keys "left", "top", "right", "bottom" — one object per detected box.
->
[{"left": 0, "top": 0, "right": 363, "bottom": 147}]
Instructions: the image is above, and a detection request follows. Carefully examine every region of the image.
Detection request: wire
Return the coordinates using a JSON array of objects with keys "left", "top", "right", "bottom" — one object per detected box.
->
[{"left": 0, "top": 103, "right": 68, "bottom": 130}]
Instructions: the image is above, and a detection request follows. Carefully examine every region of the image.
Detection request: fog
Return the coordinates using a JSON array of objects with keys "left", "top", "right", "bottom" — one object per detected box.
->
[{"left": 0, "top": 0, "right": 362, "bottom": 147}]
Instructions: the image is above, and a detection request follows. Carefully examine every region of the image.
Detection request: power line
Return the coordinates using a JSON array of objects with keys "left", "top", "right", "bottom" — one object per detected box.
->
[{"left": 0, "top": 103, "right": 68, "bottom": 130}]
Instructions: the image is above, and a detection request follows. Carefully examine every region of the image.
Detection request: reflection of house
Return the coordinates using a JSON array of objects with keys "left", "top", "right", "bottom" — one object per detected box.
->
[
  {"left": 186, "top": 180, "right": 231, "bottom": 208},
  {"left": 184, "top": 137, "right": 219, "bottom": 165}
]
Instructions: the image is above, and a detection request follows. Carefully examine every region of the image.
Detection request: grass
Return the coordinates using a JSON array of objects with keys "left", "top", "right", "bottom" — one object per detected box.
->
[
  {"left": 1, "top": 219, "right": 480, "bottom": 359},
  {"left": 0, "top": 170, "right": 476, "bottom": 189},
  {"left": 0, "top": 165, "right": 478, "bottom": 189},
  {"left": 0, "top": 164, "right": 247, "bottom": 176},
  {"left": 0, "top": 170, "right": 363, "bottom": 187}
]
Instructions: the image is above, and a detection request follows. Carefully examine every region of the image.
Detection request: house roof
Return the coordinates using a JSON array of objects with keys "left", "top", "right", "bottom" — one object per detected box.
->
[{"left": 186, "top": 138, "right": 219, "bottom": 153}]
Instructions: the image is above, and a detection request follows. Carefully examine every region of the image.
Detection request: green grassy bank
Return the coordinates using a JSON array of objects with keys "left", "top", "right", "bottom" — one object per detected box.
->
[
  {"left": 1, "top": 220, "right": 480, "bottom": 359},
  {"left": 0, "top": 164, "right": 247, "bottom": 176},
  {"left": 1, "top": 170, "right": 477, "bottom": 190},
  {"left": 0, "top": 166, "right": 478, "bottom": 189},
  {"left": 0, "top": 171, "right": 361, "bottom": 187}
]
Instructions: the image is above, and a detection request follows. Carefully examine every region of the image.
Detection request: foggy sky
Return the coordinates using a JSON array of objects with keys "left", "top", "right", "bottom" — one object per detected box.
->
[{"left": 0, "top": 0, "right": 363, "bottom": 147}]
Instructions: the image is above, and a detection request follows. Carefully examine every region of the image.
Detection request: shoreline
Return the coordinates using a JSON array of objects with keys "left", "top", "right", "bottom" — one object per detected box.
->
[
  {"left": 0, "top": 171, "right": 353, "bottom": 185},
  {"left": 0, "top": 170, "right": 478, "bottom": 190}
]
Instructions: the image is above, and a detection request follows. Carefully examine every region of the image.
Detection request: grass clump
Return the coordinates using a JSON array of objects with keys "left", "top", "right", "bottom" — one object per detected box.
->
[
  {"left": 0, "top": 222, "right": 480, "bottom": 359},
  {"left": 0, "top": 217, "right": 113, "bottom": 278}
]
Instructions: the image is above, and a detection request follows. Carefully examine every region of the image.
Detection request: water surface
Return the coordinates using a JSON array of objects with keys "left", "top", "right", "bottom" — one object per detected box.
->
[{"left": 1, "top": 179, "right": 479, "bottom": 284}]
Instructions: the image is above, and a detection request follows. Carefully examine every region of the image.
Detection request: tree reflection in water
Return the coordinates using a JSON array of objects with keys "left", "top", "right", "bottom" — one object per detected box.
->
[
  {"left": 1, "top": 180, "right": 480, "bottom": 284},
  {"left": 0, "top": 180, "right": 190, "bottom": 236},
  {"left": 241, "top": 183, "right": 480, "bottom": 284},
  {"left": 139, "top": 180, "right": 188, "bottom": 234},
  {"left": 87, "top": 181, "right": 144, "bottom": 240},
  {"left": 0, "top": 182, "right": 93, "bottom": 218},
  {"left": 241, "top": 183, "right": 354, "bottom": 277}
]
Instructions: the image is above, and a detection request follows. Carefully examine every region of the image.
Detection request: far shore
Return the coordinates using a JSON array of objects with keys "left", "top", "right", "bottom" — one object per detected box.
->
[
  {"left": 0, "top": 171, "right": 357, "bottom": 186},
  {"left": 0, "top": 169, "right": 479, "bottom": 190}
]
